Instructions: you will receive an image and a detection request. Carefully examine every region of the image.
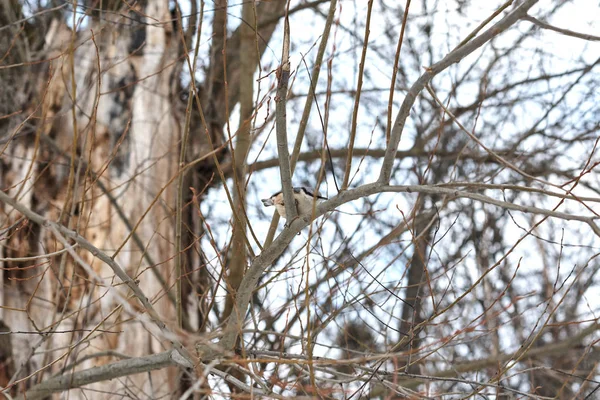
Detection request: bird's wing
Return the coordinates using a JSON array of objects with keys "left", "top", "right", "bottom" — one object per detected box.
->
[{"left": 297, "top": 186, "right": 327, "bottom": 199}]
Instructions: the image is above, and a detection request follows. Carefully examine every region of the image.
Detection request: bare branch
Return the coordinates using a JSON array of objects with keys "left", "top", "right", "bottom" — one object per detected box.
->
[
  {"left": 275, "top": 7, "right": 296, "bottom": 222},
  {"left": 0, "top": 191, "right": 197, "bottom": 366},
  {"left": 524, "top": 14, "right": 600, "bottom": 42},
  {"left": 342, "top": 0, "right": 374, "bottom": 190},
  {"left": 206, "top": 180, "right": 600, "bottom": 358},
  {"left": 378, "top": 0, "right": 539, "bottom": 183},
  {"left": 16, "top": 350, "right": 186, "bottom": 400}
]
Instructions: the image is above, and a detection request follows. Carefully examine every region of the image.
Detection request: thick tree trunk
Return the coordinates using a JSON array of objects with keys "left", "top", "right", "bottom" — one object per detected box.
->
[
  {"left": 1, "top": 2, "right": 184, "bottom": 397},
  {"left": 0, "top": 0, "right": 286, "bottom": 397}
]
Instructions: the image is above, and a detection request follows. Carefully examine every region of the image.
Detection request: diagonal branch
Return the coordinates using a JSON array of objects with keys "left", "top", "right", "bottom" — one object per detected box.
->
[
  {"left": 523, "top": 14, "right": 600, "bottom": 42},
  {"left": 0, "top": 191, "right": 197, "bottom": 367},
  {"left": 203, "top": 179, "right": 600, "bottom": 359},
  {"left": 378, "top": 0, "right": 539, "bottom": 183}
]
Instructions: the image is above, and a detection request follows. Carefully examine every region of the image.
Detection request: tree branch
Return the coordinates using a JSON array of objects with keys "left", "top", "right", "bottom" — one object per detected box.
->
[
  {"left": 0, "top": 191, "right": 197, "bottom": 366},
  {"left": 378, "top": 0, "right": 539, "bottom": 183},
  {"left": 203, "top": 179, "right": 600, "bottom": 358},
  {"left": 275, "top": 8, "right": 296, "bottom": 222},
  {"left": 523, "top": 14, "right": 600, "bottom": 42},
  {"left": 15, "top": 350, "right": 186, "bottom": 400}
]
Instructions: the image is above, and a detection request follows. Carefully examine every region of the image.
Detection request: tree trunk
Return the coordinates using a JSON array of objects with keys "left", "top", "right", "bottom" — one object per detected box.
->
[{"left": 0, "top": 0, "right": 286, "bottom": 396}]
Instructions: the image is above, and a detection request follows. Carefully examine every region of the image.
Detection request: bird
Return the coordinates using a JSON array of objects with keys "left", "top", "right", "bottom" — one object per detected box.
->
[{"left": 261, "top": 186, "right": 327, "bottom": 220}]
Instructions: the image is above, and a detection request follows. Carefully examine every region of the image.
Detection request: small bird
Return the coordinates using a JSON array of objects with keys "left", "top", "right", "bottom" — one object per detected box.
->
[{"left": 261, "top": 187, "right": 327, "bottom": 220}]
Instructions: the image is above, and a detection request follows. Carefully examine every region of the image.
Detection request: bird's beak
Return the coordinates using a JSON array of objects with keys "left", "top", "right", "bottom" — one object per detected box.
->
[{"left": 261, "top": 198, "right": 274, "bottom": 207}]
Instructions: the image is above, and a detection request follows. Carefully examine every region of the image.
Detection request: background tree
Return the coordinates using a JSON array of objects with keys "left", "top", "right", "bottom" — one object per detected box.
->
[{"left": 1, "top": 0, "right": 599, "bottom": 398}]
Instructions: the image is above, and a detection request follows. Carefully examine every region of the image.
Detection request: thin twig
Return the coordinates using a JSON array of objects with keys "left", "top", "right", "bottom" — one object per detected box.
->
[
  {"left": 523, "top": 14, "right": 600, "bottom": 41},
  {"left": 342, "top": 0, "right": 373, "bottom": 190},
  {"left": 386, "top": 0, "right": 411, "bottom": 144}
]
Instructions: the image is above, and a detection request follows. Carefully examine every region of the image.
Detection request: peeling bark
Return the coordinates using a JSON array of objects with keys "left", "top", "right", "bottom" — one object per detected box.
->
[{"left": 0, "top": 0, "right": 290, "bottom": 396}]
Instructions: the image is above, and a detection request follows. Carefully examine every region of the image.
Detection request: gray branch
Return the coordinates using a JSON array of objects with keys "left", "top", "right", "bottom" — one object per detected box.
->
[
  {"left": 378, "top": 0, "right": 539, "bottom": 183},
  {"left": 0, "top": 191, "right": 197, "bottom": 367},
  {"left": 275, "top": 12, "right": 297, "bottom": 222},
  {"left": 523, "top": 14, "right": 600, "bottom": 42},
  {"left": 3, "top": 179, "right": 597, "bottom": 396},
  {"left": 15, "top": 350, "right": 187, "bottom": 400},
  {"left": 207, "top": 179, "right": 600, "bottom": 357}
]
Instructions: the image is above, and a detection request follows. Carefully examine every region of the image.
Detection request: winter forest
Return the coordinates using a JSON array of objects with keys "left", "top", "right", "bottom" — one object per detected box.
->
[{"left": 1, "top": 0, "right": 599, "bottom": 398}]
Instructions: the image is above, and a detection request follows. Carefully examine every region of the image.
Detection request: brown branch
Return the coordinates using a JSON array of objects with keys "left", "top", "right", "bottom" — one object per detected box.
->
[
  {"left": 0, "top": 188, "right": 206, "bottom": 368},
  {"left": 386, "top": 0, "right": 411, "bottom": 144},
  {"left": 224, "top": 0, "right": 258, "bottom": 322},
  {"left": 342, "top": 0, "right": 374, "bottom": 190}
]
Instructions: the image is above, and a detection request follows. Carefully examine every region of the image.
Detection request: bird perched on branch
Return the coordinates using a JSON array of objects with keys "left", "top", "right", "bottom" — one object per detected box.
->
[{"left": 261, "top": 187, "right": 327, "bottom": 220}]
